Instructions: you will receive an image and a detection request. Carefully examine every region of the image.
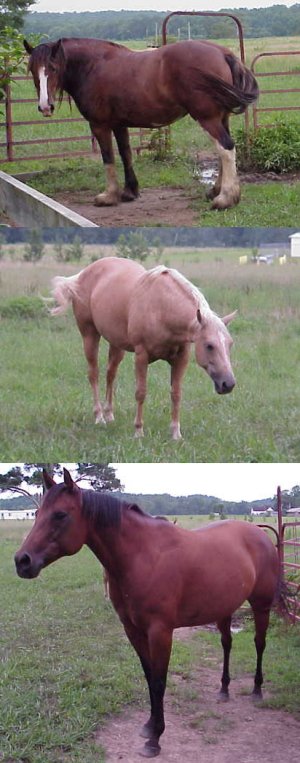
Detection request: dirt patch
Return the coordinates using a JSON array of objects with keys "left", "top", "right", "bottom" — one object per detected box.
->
[
  {"left": 96, "top": 627, "right": 299, "bottom": 763},
  {"left": 53, "top": 187, "right": 198, "bottom": 227}
]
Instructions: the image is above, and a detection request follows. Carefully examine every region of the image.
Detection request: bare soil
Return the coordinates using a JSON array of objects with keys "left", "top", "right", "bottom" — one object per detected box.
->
[
  {"left": 53, "top": 186, "right": 197, "bottom": 227},
  {"left": 96, "top": 627, "right": 299, "bottom": 763}
]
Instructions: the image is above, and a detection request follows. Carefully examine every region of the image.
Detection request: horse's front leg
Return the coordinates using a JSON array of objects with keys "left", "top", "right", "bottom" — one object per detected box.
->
[
  {"left": 90, "top": 122, "right": 121, "bottom": 206},
  {"left": 140, "top": 622, "right": 173, "bottom": 757},
  {"left": 199, "top": 115, "right": 240, "bottom": 209},
  {"left": 169, "top": 345, "right": 190, "bottom": 440},
  {"left": 134, "top": 345, "right": 149, "bottom": 437},
  {"left": 104, "top": 344, "right": 125, "bottom": 422},
  {"left": 113, "top": 125, "right": 139, "bottom": 202}
]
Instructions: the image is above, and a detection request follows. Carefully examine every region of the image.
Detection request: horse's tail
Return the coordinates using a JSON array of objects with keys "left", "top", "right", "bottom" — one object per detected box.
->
[
  {"left": 50, "top": 272, "right": 81, "bottom": 315},
  {"left": 200, "top": 53, "right": 258, "bottom": 115}
]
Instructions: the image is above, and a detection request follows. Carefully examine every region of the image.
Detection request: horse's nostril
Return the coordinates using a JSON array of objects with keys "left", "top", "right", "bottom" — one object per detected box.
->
[{"left": 17, "top": 552, "right": 32, "bottom": 568}]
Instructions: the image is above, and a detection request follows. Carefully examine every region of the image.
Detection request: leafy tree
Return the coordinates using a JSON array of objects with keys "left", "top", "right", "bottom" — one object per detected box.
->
[
  {"left": 0, "top": 1, "right": 34, "bottom": 33},
  {"left": 116, "top": 231, "right": 151, "bottom": 262},
  {"left": 76, "top": 464, "right": 123, "bottom": 492}
]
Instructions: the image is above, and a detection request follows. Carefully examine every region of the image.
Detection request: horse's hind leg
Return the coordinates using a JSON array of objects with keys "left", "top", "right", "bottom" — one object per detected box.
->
[
  {"left": 113, "top": 125, "right": 139, "bottom": 202},
  {"left": 90, "top": 123, "right": 121, "bottom": 206},
  {"left": 134, "top": 346, "right": 149, "bottom": 437},
  {"left": 217, "top": 616, "right": 232, "bottom": 700},
  {"left": 251, "top": 607, "right": 270, "bottom": 699},
  {"left": 104, "top": 344, "right": 125, "bottom": 422},
  {"left": 199, "top": 115, "right": 240, "bottom": 210},
  {"left": 82, "top": 327, "right": 105, "bottom": 424}
]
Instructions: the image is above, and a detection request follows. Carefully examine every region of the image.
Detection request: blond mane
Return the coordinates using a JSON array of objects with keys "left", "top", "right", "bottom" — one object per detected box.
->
[{"left": 146, "top": 265, "right": 213, "bottom": 319}]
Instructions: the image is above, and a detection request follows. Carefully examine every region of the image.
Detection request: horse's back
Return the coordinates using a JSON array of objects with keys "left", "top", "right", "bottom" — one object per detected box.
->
[{"left": 75, "top": 257, "right": 145, "bottom": 346}]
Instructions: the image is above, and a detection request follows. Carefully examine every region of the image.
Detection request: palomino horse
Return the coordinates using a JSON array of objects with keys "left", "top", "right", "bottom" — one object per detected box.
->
[
  {"left": 15, "top": 469, "right": 285, "bottom": 758},
  {"left": 23, "top": 38, "right": 258, "bottom": 210},
  {"left": 50, "top": 257, "right": 236, "bottom": 439}
]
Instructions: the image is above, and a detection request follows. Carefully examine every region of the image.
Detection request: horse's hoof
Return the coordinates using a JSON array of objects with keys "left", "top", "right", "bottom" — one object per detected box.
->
[
  {"left": 206, "top": 185, "right": 220, "bottom": 201},
  {"left": 95, "top": 413, "right": 106, "bottom": 425},
  {"left": 211, "top": 188, "right": 241, "bottom": 210},
  {"left": 94, "top": 193, "right": 120, "bottom": 207},
  {"left": 134, "top": 427, "right": 144, "bottom": 438},
  {"left": 218, "top": 689, "right": 230, "bottom": 702},
  {"left": 139, "top": 741, "right": 161, "bottom": 758},
  {"left": 252, "top": 688, "right": 263, "bottom": 702},
  {"left": 121, "top": 188, "right": 138, "bottom": 202},
  {"left": 104, "top": 411, "right": 114, "bottom": 423}
]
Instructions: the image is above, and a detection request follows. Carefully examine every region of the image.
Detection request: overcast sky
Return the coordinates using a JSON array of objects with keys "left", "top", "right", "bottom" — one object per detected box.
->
[
  {"left": 1, "top": 463, "right": 300, "bottom": 502},
  {"left": 28, "top": 1, "right": 296, "bottom": 15}
]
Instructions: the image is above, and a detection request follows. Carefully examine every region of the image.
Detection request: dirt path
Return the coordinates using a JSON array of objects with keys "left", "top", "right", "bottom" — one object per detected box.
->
[
  {"left": 53, "top": 187, "right": 198, "bottom": 227},
  {"left": 96, "top": 628, "right": 299, "bottom": 763}
]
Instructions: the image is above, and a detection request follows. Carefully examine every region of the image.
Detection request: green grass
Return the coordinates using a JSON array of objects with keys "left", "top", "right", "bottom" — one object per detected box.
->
[
  {"left": 2, "top": 36, "right": 300, "bottom": 226},
  {"left": 1, "top": 523, "right": 299, "bottom": 763},
  {"left": 1, "top": 249, "right": 300, "bottom": 462}
]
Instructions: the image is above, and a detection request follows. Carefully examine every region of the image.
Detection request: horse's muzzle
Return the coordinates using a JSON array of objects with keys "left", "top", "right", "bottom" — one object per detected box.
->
[
  {"left": 38, "top": 104, "right": 54, "bottom": 117},
  {"left": 14, "top": 551, "right": 42, "bottom": 579},
  {"left": 214, "top": 377, "right": 235, "bottom": 395}
]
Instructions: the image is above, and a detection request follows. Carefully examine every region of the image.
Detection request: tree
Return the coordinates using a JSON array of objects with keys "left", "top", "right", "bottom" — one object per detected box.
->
[
  {"left": 76, "top": 464, "right": 123, "bottom": 492},
  {"left": 23, "top": 229, "right": 45, "bottom": 262},
  {"left": 0, "top": 1, "right": 34, "bottom": 32}
]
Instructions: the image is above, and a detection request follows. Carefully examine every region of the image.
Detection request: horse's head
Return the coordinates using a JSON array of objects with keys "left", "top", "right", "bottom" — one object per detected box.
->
[
  {"left": 194, "top": 309, "right": 236, "bottom": 394},
  {"left": 24, "top": 39, "right": 65, "bottom": 117},
  {"left": 15, "top": 469, "right": 86, "bottom": 579}
]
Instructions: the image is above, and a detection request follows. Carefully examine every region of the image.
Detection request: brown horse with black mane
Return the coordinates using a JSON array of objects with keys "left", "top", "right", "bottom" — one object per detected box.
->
[
  {"left": 15, "top": 469, "right": 286, "bottom": 758},
  {"left": 23, "top": 37, "right": 258, "bottom": 210}
]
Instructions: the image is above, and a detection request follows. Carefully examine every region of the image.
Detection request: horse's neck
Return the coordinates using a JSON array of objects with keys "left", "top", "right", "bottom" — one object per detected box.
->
[{"left": 86, "top": 512, "right": 146, "bottom": 576}]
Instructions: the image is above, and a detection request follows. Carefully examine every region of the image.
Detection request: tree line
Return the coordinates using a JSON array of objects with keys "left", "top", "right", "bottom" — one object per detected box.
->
[{"left": 23, "top": 6, "right": 300, "bottom": 42}]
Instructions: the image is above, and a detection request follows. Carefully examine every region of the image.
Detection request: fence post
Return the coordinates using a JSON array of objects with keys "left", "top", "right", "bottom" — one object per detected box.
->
[
  {"left": 5, "top": 81, "right": 13, "bottom": 162},
  {"left": 277, "top": 485, "right": 284, "bottom": 570}
]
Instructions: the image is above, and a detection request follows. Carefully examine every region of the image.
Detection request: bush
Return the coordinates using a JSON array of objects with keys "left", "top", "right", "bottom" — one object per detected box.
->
[
  {"left": 0, "top": 296, "right": 46, "bottom": 319},
  {"left": 235, "top": 120, "right": 300, "bottom": 173}
]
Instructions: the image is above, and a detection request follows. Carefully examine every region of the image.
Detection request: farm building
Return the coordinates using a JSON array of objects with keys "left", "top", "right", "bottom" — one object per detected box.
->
[
  {"left": 0, "top": 508, "right": 37, "bottom": 520},
  {"left": 286, "top": 507, "right": 300, "bottom": 515},
  {"left": 289, "top": 233, "right": 300, "bottom": 258},
  {"left": 250, "top": 507, "right": 276, "bottom": 517}
]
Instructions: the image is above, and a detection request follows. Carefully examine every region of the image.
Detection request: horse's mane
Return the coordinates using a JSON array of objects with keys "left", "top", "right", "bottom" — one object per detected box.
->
[
  {"left": 81, "top": 490, "right": 148, "bottom": 530},
  {"left": 145, "top": 266, "right": 213, "bottom": 319}
]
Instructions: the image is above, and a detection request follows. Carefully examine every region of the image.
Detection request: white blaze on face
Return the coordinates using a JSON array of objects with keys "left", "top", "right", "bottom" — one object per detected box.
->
[{"left": 38, "top": 66, "right": 50, "bottom": 111}]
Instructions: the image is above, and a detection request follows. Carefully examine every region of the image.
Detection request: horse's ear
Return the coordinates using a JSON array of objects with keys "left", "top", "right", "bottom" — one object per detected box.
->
[
  {"left": 23, "top": 39, "right": 33, "bottom": 55},
  {"left": 63, "top": 468, "right": 75, "bottom": 490},
  {"left": 43, "top": 469, "right": 56, "bottom": 491},
  {"left": 222, "top": 310, "right": 238, "bottom": 326},
  {"left": 196, "top": 308, "right": 207, "bottom": 327},
  {"left": 50, "top": 39, "right": 63, "bottom": 60}
]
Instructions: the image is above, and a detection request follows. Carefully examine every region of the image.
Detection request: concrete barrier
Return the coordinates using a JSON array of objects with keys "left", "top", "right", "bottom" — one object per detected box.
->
[{"left": 0, "top": 171, "right": 98, "bottom": 227}]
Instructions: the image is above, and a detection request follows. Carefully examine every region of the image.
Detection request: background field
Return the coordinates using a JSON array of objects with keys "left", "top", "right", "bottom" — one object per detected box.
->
[
  {"left": 1, "top": 36, "right": 300, "bottom": 226},
  {"left": 1, "top": 520, "right": 300, "bottom": 763},
  {"left": 1, "top": 246, "right": 300, "bottom": 462}
]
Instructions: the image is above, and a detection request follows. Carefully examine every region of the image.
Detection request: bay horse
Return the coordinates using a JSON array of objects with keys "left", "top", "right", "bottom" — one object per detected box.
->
[
  {"left": 23, "top": 37, "right": 258, "bottom": 210},
  {"left": 50, "top": 256, "right": 236, "bottom": 439},
  {"left": 15, "top": 469, "right": 285, "bottom": 758}
]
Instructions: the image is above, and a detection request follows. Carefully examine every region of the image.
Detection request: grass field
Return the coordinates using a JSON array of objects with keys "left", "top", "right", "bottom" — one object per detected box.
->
[
  {"left": 1, "top": 246, "right": 300, "bottom": 462},
  {"left": 1, "top": 36, "right": 300, "bottom": 226},
  {"left": 1, "top": 520, "right": 300, "bottom": 763}
]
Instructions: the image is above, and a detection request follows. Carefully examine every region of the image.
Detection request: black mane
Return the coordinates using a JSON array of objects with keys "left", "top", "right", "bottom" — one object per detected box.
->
[{"left": 81, "top": 490, "right": 148, "bottom": 530}]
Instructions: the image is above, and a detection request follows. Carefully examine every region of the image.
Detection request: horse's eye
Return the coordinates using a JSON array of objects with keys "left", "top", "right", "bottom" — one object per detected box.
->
[
  {"left": 206, "top": 343, "right": 214, "bottom": 352},
  {"left": 53, "top": 511, "right": 68, "bottom": 521}
]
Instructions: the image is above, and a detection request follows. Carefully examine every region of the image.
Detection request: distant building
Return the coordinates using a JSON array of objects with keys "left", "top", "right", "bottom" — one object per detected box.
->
[
  {"left": 0, "top": 508, "right": 37, "bottom": 520},
  {"left": 289, "top": 233, "right": 300, "bottom": 258},
  {"left": 250, "top": 507, "right": 276, "bottom": 517},
  {"left": 286, "top": 507, "right": 300, "bottom": 515}
]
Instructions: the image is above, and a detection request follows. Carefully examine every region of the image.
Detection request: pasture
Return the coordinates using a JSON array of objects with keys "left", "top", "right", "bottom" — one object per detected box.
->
[
  {"left": 1, "top": 246, "right": 300, "bottom": 462},
  {"left": 1, "top": 36, "right": 300, "bottom": 226},
  {"left": 1, "top": 520, "right": 300, "bottom": 763}
]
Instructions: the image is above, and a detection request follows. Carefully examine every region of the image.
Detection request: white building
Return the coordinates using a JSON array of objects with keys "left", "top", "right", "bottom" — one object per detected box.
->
[
  {"left": 0, "top": 508, "right": 37, "bottom": 520},
  {"left": 289, "top": 233, "right": 300, "bottom": 258}
]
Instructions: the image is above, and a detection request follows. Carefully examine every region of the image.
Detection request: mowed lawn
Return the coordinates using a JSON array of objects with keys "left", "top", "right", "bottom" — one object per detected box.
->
[
  {"left": 1, "top": 248, "right": 300, "bottom": 462},
  {"left": 1, "top": 36, "right": 300, "bottom": 226},
  {"left": 1, "top": 520, "right": 300, "bottom": 763}
]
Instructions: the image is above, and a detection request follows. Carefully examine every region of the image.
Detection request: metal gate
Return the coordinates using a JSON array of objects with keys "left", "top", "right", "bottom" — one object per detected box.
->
[
  {"left": 250, "top": 50, "right": 300, "bottom": 129},
  {"left": 277, "top": 486, "right": 300, "bottom": 623}
]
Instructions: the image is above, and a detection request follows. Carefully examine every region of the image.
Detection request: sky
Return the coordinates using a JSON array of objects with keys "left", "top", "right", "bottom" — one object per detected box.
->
[
  {"left": 28, "top": 1, "right": 296, "bottom": 15},
  {"left": 1, "top": 463, "right": 300, "bottom": 502}
]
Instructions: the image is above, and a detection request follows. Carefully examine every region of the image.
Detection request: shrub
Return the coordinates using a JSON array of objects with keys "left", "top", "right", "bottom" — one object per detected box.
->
[
  {"left": 235, "top": 120, "right": 300, "bottom": 173},
  {"left": 0, "top": 296, "right": 46, "bottom": 319}
]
